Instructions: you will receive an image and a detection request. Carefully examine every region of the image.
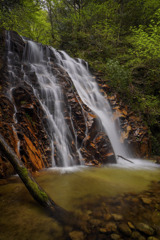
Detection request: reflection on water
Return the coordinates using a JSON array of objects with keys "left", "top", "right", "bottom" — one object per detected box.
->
[
  {"left": 0, "top": 164, "right": 160, "bottom": 240},
  {"left": 43, "top": 164, "right": 160, "bottom": 210}
]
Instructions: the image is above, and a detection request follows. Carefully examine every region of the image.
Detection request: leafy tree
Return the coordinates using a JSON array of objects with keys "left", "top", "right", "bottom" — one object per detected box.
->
[
  {"left": 129, "top": 14, "right": 160, "bottom": 62},
  {"left": 0, "top": 0, "right": 22, "bottom": 12},
  {"left": 0, "top": 0, "right": 51, "bottom": 45}
]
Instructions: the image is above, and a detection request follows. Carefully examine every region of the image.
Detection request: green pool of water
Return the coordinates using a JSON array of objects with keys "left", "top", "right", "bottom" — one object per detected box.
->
[{"left": 0, "top": 165, "right": 160, "bottom": 240}]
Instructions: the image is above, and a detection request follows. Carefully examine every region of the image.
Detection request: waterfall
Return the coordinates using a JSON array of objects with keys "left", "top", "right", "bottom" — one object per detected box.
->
[
  {"left": 51, "top": 49, "right": 129, "bottom": 161},
  {"left": 22, "top": 41, "right": 82, "bottom": 167},
  {"left": 5, "top": 31, "right": 130, "bottom": 168}
]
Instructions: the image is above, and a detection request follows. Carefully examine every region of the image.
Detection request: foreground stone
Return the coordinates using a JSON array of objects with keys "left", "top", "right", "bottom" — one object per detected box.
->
[
  {"left": 118, "top": 223, "right": 132, "bottom": 236},
  {"left": 75, "top": 181, "right": 160, "bottom": 240},
  {"left": 148, "top": 237, "right": 159, "bottom": 240},
  {"left": 69, "top": 231, "right": 84, "bottom": 240},
  {"left": 131, "top": 231, "right": 146, "bottom": 240},
  {"left": 112, "top": 214, "right": 123, "bottom": 221},
  {"left": 111, "top": 233, "right": 121, "bottom": 240},
  {"left": 136, "top": 223, "right": 155, "bottom": 236}
]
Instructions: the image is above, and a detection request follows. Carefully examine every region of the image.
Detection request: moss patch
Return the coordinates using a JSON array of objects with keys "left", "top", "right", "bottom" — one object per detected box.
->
[{"left": 17, "top": 166, "right": 49, "bottom": 203}]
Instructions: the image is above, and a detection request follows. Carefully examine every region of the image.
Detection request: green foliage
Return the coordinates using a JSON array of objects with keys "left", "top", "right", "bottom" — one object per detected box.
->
[
  {"left": 137, "top": 95, "right": 160, "bottom": 124},
  {"left": 151, "top": 135, "right": 160, "bottom": 156},
  {"left": 18, "top": 166, "right": 49, "bottom": 203},
  {"left": 104, "top": 59, "right": 130, "bottom": 93},
  {"left": 0, "top": 0, "right": 51, "bottom": 45},
  {"left": 44, "top": 0, "right": 120, "bottom": 56},
  {"left": 129, "top": 26, "right": 160, "bottom": 62},
  {"left": 21, "top": 10, "right": 52, "bottom": 45},
  {"left": 0, "top": 0, "right": 22, "bottom": 12},
  {"left": 128, "top": 8, "right": 160, "bottom": 64}
]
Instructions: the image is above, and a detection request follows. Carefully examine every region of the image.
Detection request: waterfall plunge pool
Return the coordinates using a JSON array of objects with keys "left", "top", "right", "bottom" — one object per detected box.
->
[{"left": 0, "top": 162, "right": 160, "bottom": 240}]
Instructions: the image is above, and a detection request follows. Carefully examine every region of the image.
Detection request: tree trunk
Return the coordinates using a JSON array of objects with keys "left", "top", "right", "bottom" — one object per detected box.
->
[{"left": 0, "top": 134, "right": 72, "bottom": 223}]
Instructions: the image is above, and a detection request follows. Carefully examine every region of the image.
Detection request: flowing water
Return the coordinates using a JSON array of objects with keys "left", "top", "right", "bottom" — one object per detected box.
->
[
  {"left": 51, "top": 49, "right": 128, "bottom": 160},
  {"left": 22, "top": 40, "right": 80, "bottom": 167}
]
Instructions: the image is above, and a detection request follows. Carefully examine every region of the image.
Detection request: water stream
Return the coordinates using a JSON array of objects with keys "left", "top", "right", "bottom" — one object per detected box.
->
[
  {"left": 51, "top": 49, "right": 128, "bottom": 161},
  {"left": 23, "top": 40, "right": 80, "bottom": 167},
  {"left": 0, "top": 165, "right": 160, "bottom": 240}
]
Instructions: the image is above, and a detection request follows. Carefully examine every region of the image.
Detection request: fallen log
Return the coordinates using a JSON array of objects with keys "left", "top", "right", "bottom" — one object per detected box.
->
[
  {"left": 117, "top": 155, "right": 134, "bottom": 164},
  {"left": 0, "top": 134, "right": 71, "bottom": 223}
]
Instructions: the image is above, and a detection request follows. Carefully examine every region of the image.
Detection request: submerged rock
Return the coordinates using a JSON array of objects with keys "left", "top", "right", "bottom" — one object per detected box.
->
[
  {"left": 128, "top": 221, "right": 135, "bottom": 230},
  {"left": 69, "top": 231, "right": 84, "bottom": 240},
  {"left": 141, "top": 197, "right": 152, "bottom": 204},
  {"left": 111, "top": 233, "right": 121, "bottom": 240},
  {"left": 147, "top": 237, "right": 159, "bottom": 240},
  {"left": 104, "top": 222, "right": 117, "bottom": 233},
  {"left": 136, "top": 223, "right": 155, "bottom": 236},
  {"left": 112, "top": 213, "right": 123, "bottom": 221},
  {"left": 131, "top": 231, "right": 146, "bottom": 240},
  {"left": 99, "top": 228, "right": 107, "bottom": 233},
  {"left": 118, "top": 223, "right": 132, "bottom": 236},
  {"left": 89, "top": 218, "right": 102, "bottom": 227}
]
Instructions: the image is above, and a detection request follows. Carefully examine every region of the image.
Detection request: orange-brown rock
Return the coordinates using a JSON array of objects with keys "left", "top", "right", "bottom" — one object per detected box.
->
[
  {"left": 22, "top": 135, "right": 46, "bottom": 170},
  {"left": 0, "top": 31, "right": 52, "bottom": 177},
  {"left": 0, "top": 89, "right": 52, "bottom": 177}
]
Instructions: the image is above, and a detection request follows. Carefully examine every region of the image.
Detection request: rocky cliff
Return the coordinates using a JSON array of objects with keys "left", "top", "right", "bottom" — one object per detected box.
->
[
  {"left": 95, "top": 77, "right": 150, "bottom": 158},
  {"left": 0, "top": 30, "right": 150, "bottom": 178}
]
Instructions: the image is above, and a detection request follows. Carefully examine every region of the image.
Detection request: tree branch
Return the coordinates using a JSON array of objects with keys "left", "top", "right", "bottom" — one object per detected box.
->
[
  {"left": 117, "top": 155, "right": 134, "bottom": 164},
  {"left": 0, "top": 133, "right": 72, "bottom": 223}
]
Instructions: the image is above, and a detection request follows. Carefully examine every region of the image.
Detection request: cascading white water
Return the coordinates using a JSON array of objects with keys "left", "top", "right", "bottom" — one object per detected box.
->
[
  {"left": 4, "top": 31, "right": 160, "bottom": 174},
  {"left": 51, "top": 49, "right": 129, "bottom": 161},
  {"left": 6, "top": 31, "right": 132, "bottom": 167},
  {"left": 22, "top": 41, "right": 80, "bottom": 167}
]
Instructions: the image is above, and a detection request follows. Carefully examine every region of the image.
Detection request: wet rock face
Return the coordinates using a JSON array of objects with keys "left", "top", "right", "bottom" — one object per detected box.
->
[
  {"left": 0, "top": 30, "right": 150, "bottom": 177},
  {"left": 12, "top": 84, "right": 52, "bottom": 171},
  {"left": 0, "top": 31, "right": 52, "bottom": 177},
  {"left": 0, "top": 30, "right": 116, "bottom": 177},
  {"left": 0, "top": 84, "right": 52, "bottom": 177},
  {"left": 0, "top": 96, "right": 16, "bottom": 177}
]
